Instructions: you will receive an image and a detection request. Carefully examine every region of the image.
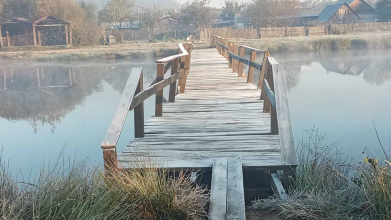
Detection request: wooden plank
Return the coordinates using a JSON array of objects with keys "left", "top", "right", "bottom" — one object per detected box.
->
[
  {"left": 269, "top": 57, "right": 298, "bottom": 165},
  {"left": 155, "top": 63, "right": 165, "bottom": 117},
  {"left": 156, "top": 43, "right": 189, "bottom": 63},
  {"left": 227, "top": 157, "right": 246, "bottom": 220},
  {"left": 247, "top": 50, "right": 257, "bottom": 83},
  {"left": 169, "top": 59, "right": 179, "bottom": 102},
  {"left": 209, "top": 158, "right": 228, "bottom": 220},
  {"left": 101, "top": 67, "right": 142, "bottom": 149},
  {"left": 271, "top": 173, "right": 287, "bottom": 199},
  {"left": 134, "top": 72, "right": 144, "bottom": 138}
]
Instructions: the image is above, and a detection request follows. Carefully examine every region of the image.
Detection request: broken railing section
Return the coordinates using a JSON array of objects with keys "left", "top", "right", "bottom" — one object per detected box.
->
[
  {"left": 214, "top": 35, "right": 297, "bottom": 167},
  {"left": 101, "top": 38, "right": 193, "bottom": 173}
]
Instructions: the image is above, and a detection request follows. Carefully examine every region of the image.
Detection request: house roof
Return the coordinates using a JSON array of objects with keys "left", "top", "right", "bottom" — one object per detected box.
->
[
  {"left": 317, "top": 3, "right": 358, "bottom": 22},
  {"left": 35, "top": 16, "right": 70, "bottom": 25},
  {"left": 102, "top": 22, "right": 141, "bottom": 30},
  {"left": 1, "top": 17, "right": 33, "bottom": 25},
  {"left": 158, "top": 15, "right": 179, "bottom": 22}
]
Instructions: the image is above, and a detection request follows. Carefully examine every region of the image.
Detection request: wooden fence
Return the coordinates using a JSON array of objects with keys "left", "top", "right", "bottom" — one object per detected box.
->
[
  {"left": 201, "top": 22, "right": 391, "bottom": 39},
  {"left": 101, "top": 37, "right": 193, "bottom": 172}
]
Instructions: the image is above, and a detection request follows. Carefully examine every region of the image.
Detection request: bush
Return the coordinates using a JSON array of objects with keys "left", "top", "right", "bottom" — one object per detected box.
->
[
  {"left": 0, "top": 153, "right": 209, "bottom": 220},
  {"left": 250, "top": 127, "right": 391, "bottom": 220}
]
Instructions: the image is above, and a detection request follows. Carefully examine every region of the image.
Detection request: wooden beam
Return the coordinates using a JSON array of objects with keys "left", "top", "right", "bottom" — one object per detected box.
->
[
  {"left": 69, "top": 24, "right": 73, "bottom": 46},
  {"left": 130, "top": 70, "right": 185, "bottom": 110},
  {"left": 169, "top": 59, "right": 179, "bottom": 102},
  {"left": 101, "top": 67, "right": 142, "bottom": 154},
  {"left": 238, "top": 47, "right": 245, "bottom": 77},
  {"left": 156, "top": 43, "right": 189, "bottom": 64},
  {"left": 247, "top": 50, "right": 257, "bottom": 83},
  {"left": 209, "top": 158, "right": 228, "bottom": 220},
  {"left": 232, "top": 44, "right": 238, "bottom": 73},
  {"left": 38, "top": 31, "right": 42, "bottom": 46},
  {"left": 227, "top": 157, "right": 246, "bottom": 220},
  {"left": 33, "top": 24, "right": 37, "bottom": 47},
  {"left": 228, "top": 42, "right": 233, "bottom": 68},
  {"left": 6, "top": 31, "right": 10, "bottom": 47},
  {"left": 134, "top": 71, "right": 144, "bottom": 138},
  {"left": 258, "top": 51, "right": 270, "bottom": 90},
  {"left": 34, "top": 24, "right": 66, "bottom": 27},
  {"left": 0, "top": 26, "right": 3, "bottom": 48},
  {"left": 155, "top": 63, "right": 164, "bottom": 116},
  {"left": 271, "top": 172, "right": 287, "bottom": 199},
  {"left": 65, "top": 25, "right": 69, "bottom": 47},
  {"left": 269, "top": 57, "right": 298, "bottom": 165}
]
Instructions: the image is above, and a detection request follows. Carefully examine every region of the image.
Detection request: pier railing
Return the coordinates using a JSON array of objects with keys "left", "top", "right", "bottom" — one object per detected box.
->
[
  {"left": 101, "top": 37, "right": 193, "bottom": 172},
  {"left": 214, "top": 36, "right": 297, "bottom": 166}
]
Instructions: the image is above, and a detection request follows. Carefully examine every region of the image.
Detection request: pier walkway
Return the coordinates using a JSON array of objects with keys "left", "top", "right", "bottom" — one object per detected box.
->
[{"left": 101, "top": 36, "right": 298, "bottom": 220}]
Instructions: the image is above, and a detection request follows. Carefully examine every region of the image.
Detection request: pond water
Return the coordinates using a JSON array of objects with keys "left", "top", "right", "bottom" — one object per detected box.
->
[
  {"left": 0, "top": 57, "right": 168, "bottom": 177},
  {"left": 274, "top": 50, "right": 391, "bottom": 160},
  {"left": 1, "top": 50, "right": 391, "bottom": 177}
]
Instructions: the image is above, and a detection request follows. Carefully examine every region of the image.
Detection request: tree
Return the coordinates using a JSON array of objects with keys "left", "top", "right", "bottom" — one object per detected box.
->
[
  {"left": 140, "top": 7, "right": 163, "bottom": 40},
  {"left": 222, "top": 0, "right": 245, "bottom": 14},
  {"left": 0, "top": 0, "right": 38, "bottom": 20},
  {"left": 376, "top": 0, "right": 391, "bottom": 21},
  {"left": 79, "top": 1, "right": 98, "bottom": 23},
  {"left": 107, "top": 0, "right": 134, "bottom": 25},
  {"left": 243, "top": 0, "right": 298, "bottom": 27},
  {"left": 179, "top": 0, "right": 214, "bottom": 29}
]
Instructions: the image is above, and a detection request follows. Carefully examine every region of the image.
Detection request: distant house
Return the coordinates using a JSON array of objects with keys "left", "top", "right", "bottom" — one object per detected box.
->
[
  {"left": 317, "top": 3, "right": 361, "bottom": 23},
  {"left": 213, "top": 13, "right": 250, "bottom": 29},
  {"left": 102, "top": 22, "right": 141, "bottom": 31},
  {"left": 336, "top": 0, "right": 378, "bottom": 22},
  {"left": 157, "top": 15, "right": 179, "bottom": 28}
]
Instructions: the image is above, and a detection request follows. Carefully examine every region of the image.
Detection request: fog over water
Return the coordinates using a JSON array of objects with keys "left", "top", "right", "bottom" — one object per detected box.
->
[{"left": 0, "top": 49, "right": 390, "bottom": 177}]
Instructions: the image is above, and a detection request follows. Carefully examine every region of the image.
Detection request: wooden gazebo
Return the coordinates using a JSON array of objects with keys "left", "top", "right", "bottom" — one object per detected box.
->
[
  {"left": 33, "top": 16, "right": 72, "bottom": 47},
  {"left": 0, "top": 17, "right": 34, "bottom": 48}
]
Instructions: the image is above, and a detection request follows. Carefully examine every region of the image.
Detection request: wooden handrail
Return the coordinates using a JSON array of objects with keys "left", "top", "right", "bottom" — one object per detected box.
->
[
  {"left": 214, "top": 36, "right": 297, "bottom": 166},
  {"left": 101, "top": 37, "right": 193, "bottom": 173}
]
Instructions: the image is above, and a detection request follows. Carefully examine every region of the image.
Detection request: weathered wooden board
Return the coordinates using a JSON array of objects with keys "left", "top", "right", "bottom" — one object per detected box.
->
[
  {"left": 209, "top": 158, "right": 228, "bottom": 220},
  {"left": 227, "top": 157, "right": 246, "bottom": 220}
]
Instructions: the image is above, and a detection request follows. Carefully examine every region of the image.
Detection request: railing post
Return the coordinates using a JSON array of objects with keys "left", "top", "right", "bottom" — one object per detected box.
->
[
  {"left": 155, "top": 63, "right": 164, "bottom": 116},
  {"left": 102, "top": 147, "right": 118, "bottom": 174},
  {"left": 263, "top": 62, "right": 271, "bottom": 113},
  {"left": 180, "top": 44, "right": 191, "bottom": 93},
  {"left": 134, "top": 71, "right": 144, "bottom": 138},
  {"left": 238, "top": 47, "right": 245, "bottom": 77},
  {"left": 247, "top": 50, "right": 257, "bottom": 83},
  {"left": 169, "top": 58, "right": 179, "bottom": 102},
  {"left": 225, "top": 39, "right": 229, "bottom": 60},
  {"left": 228, "top": 42, "right": 233, "bottom": 69},
  {"left": 269, "top": 69, "right": 278, "bottom": 134},
  {"left": 232, "top": 44, "right": 238, "bottom": 73},
  {"left": 258, "top": 51, "right": 270, "bottom": 91}
]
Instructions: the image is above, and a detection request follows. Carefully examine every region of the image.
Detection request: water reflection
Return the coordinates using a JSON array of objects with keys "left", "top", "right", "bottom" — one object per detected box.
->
[
  {"left": 275, "top": 50, "right": 391, "bottom": 89},
  {"left": 0, "top": 60, "right": 157, "bottom": 133}
]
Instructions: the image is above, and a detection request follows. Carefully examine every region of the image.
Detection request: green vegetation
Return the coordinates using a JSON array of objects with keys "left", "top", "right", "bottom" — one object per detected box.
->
[
  {"left": 0, "top": 153, "right": 209, "bottom": 219},
  {"left": 250, "top": 127, "right": 391, "bottom": 220}
]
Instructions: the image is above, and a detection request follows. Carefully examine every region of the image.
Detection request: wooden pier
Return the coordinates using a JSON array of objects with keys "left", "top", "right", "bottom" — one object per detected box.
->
[{"left": 101, "top": 36, "right": 297, "bottom": 220}]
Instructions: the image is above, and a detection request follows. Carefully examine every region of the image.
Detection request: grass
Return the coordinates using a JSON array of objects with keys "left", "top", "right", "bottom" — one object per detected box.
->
[
  {"left": 250, "top": 126, "right": 391, "bottom": 220},
  {"left": 0, "top": 152, "right": 209, "bottom": 220},
  {"left": 234, "top": 32, "right": 391, "bottom": 53}
]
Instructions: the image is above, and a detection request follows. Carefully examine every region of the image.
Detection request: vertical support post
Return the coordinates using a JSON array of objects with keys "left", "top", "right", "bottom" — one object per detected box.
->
[
  {"left": 134, "top": 71, "right": 144, "bottom": 138},
  {"left": 224, "top": 39, "right": 229, "bottom": 60},
  {"left": 155, "top": 63, "right": 164, "bottom": 116},
  {"left": 169, "top": 59, "right": 179, "bottom": 102},
  {"left": 102, "top": 147, "right": 118, "bottom": 174},
  {"left": 180, "top": 45, "right": 191, "bottom": 94},
  {"left": 33, "top": 24, "right": 37, "bottom": 47},
  {"left": 259, "top": 51, "right": 270, "bottom": 90},
  {"left": 247, "top": 50, "right": 257, "bottom": 83},
  {"left": 38, "top": 31, "right": 42, "bottom": 46},
  {"left": 0, "top": 26, "right": 3, "bottom": 48},
  {"left": 6, "top": 31, "right": 10, "bottom": 47},
  {"left": 228, "top": 42, "right": 233, "bottom": 69},
  {"left": 69, "top": 23, "right": 73, "bottom": 46},
  {"left": 232, "top": 44, "right": 238, "bottom": 73},
  {"left": 263, "top": 63, "right": 271, "bottom": 113},
  {"left": 65, "top": 24, "right": 69, "bottom": 47},
  {"left": 269, "top": 70, "right": 278, "bottom": 134},
  {"left": 238, "top": 47, "right": 245, "bottom": 77}
]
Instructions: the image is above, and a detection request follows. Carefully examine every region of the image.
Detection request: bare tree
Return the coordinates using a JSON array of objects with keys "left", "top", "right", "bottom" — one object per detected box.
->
[
  {"left": 107, "top": 0, "right": 134, "bottom": 27},
  {"left": 179, "top": 0, "right": 214, "bottom": 29},
  {"left": 141, "top": 7, "right": 163, "bottom": 40},
  {"left": 222, "top": 0, "right": 245, "bottom": 14}
]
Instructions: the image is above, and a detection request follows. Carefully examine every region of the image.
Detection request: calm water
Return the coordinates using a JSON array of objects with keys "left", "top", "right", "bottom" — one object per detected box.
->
[
  {"left": 1, "top": 50, "right": 391, "bottom": 177},
  {"left": 0, "top": 57, "right": 168, "bottom": 177},
  {"left": 275, "top": 50, "right": 391, "bottom": 160}
]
